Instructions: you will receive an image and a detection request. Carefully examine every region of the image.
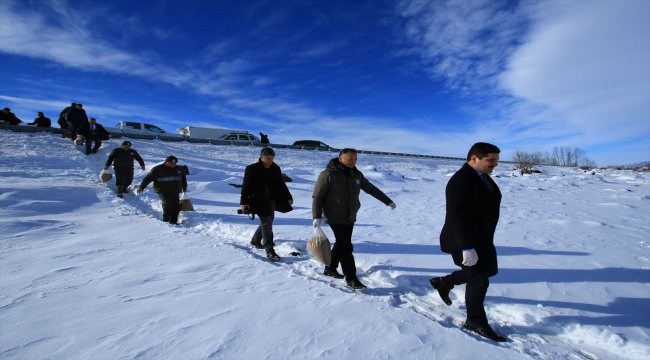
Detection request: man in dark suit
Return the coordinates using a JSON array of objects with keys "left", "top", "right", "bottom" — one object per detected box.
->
[
  {"left": 431, "top": 142, "right": 506, "bottom": 342},
  {"left": 78, "top": 118, "right": 109, "bottom": 154}
]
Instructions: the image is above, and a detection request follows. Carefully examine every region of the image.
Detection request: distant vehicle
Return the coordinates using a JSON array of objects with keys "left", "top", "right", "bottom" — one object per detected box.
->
[
  {"left": 292, "top": 140, "right": 332, "bottom": 149},
  {"left": 106, "top": 121, "right": 183, "bottom": 140},
  {"left": 178, "top": 126, "right": 262, "bottom": 145}
]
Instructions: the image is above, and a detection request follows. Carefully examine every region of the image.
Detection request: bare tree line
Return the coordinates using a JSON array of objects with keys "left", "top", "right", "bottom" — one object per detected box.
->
[{"left": 513, "top": 146, "right": 597, "bottom": 174}]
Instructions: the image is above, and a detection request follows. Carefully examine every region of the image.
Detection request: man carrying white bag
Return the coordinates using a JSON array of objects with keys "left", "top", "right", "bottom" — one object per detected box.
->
[
  {"left": 312, "top": 148, "right": 396, "bottom": 290},
  {"left": 307, "top": 225, "right": 332, "bottom": 266}
]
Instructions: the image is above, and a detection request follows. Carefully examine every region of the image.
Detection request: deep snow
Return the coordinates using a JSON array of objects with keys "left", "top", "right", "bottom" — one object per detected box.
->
[{"left": 1, "top": 130, "right": 649, "bottom": 359}]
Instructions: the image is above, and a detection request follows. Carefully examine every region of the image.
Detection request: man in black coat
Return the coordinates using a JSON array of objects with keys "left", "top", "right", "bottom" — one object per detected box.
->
[
  {"left": 58, "top": 103, "right": 74, "bottom": 130},
  {"left": 104, "top": 141, "right": 146, "bottom": 197},
  {"left": 66, "top": 103, "right": 88, "bottom": 141},
  {"left": 431, "top": 142, "right": 506, "bottom": 342},
  {"left": 0, "top": 107, "right": 22, "bottom": 125},
  {"left": 78, "top": 118, "right": 109, "bottom": 154},
  {"left": 240, "top": 147, "right": 293, "bottom": 261},
  {"left": 29, "top": 112, "right": 51, "bottom": 127}
]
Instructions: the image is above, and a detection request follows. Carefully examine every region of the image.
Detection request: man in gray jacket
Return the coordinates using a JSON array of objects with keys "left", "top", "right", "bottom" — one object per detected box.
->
[{"left": 312, "top": 148, "right": 396, "bottom": 290}]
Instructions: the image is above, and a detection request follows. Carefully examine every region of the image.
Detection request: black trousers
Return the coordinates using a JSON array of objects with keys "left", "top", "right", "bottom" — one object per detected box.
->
[
  {"left": 448, "top": 266, "right": 490, "bottom": 325},
  {"left": 328, "top": 223, "right": 357, "bottom": 281},
  {"left": 251, "top": 213, "right": 275, "bottom": 250},
  {"left": 85, "top": 134, "right": 102, "bottom": 153},
  {"left": 158, "top": 192, "right": 181, "bottom": 224},
  {"left": 114, "top": 167, "right": 134, "bottom": 193}
]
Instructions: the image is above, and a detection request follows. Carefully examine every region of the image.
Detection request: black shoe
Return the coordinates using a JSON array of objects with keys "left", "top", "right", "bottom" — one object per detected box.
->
[
  {"left": 266, "top": 249, "right": 280, "bottom": 261},
  {"left": 117, "top": 192, "right": 123, "bottom": 198},
  {"left": 346, "top": 278, "right": 367, "bottom": 290},
  {"left": 85, "top": 151, "right": 91, "bottom": 155},
  {"left": 430, "top": 277, "right": 453, "bottom": 305},
  {"left": 92, "top": 149, "right": 98, "bottom": 153},
  {"left": 323, "top": 266, "right": 344, "bottom": 279},
  {"left": 463, "top": 322, "right": 507, "bottom": 342},
  {"left": 250, "top": 240, "right": 264, "bottom": 249}
]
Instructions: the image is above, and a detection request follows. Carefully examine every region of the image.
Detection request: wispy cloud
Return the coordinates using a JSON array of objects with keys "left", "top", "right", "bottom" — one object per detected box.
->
[
  {"left": 0, "top": 0, "right": 195, "bottom": 88},
  {"left": 396, "top": 0, "right": 650, "bottom": 164},
  {"left": 396, "top": 0, "right": 528, "bottom": 92},
  {"left": 501, "top": 0, "right": 650, "bottom": 145}
]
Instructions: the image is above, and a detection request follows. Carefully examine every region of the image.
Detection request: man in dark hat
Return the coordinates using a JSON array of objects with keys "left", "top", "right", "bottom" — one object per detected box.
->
[
  {"left": 137, "top": 155, "right": 187, "bottom": 225},
  {"left": 0, "top": 107, "right": 23, "bottom": 125},
  {"left": 104, "top": 141, "right": 146, "bottom": 198},
  {"left": 240, "top": 147, "right": 293, "bottom": 261}
]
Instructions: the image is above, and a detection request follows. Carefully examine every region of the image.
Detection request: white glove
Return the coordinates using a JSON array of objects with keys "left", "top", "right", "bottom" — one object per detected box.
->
[
  {"left": 313, "top": 218, "right": 321, "bottom": 227},
  {"left": 388, "top": 202, "right": 396, "bottom": 210},
  {"left": 462, "top": 249, "right": 478, "bottom": 266}
]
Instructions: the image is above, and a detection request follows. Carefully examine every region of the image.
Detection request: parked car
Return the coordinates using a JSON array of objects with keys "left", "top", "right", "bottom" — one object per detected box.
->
[
  {"left": 219, "top": 132, "right": 263, "bottom": 145},
  {"left": 105, "top": 121, "right": 183, "bottom": 140},
  {"left": 292, "top": 140, "right": 332, "bottom": 149}
]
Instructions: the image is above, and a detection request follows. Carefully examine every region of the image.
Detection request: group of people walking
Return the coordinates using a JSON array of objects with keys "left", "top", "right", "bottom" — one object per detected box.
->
[
  {"left": 238, "top": 142, "right": 506, "bottom": 342},
  {"left": 99, "top": 139, "right": 505, "bottom": 342},
  {"left": 5, "top": 109, "right": 506, "bottom": 340},
  {"left": 58, "top": 103, "right": 110, "bottom": 155}
]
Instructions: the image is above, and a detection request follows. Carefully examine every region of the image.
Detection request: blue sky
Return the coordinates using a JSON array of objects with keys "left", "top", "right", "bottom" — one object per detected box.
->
[{"left": 1, "top": 0, "right": 648, "bottom": 166}]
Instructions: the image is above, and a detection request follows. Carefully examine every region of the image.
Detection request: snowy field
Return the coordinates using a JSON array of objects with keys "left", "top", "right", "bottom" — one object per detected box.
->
[{"left": 1, "top": 130, "right": 649, "bottom": 360}]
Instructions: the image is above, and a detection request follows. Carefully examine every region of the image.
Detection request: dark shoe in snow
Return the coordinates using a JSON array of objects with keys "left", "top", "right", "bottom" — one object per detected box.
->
[
  {"left": 117, "top": 192, "right": 123, "bottom": 198},
  {"left": 323, "top": 266, "right": 344, "bottom": 279},
  {"left": 266, "top": 249, "right": 280, "bottom": 261},
  {"left": 430, "top": 277, "right": 453, "bottom": 306},
  {"left": 250, "top": 240, "right": 264, "bottom": 249},
  {"left": 346, "top": 278, "right": 367, "bottom": 290},
  {"left": 463, "top": 322, "right": 507, "bottom": 342}
]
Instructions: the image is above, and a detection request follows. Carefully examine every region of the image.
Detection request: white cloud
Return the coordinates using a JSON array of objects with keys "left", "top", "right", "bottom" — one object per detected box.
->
[
  {"left": 500, "top": 0, "right": 650, "bottom": 144},
  {"left": 396, "top": 0, "right": 527, "bottom": 91}
]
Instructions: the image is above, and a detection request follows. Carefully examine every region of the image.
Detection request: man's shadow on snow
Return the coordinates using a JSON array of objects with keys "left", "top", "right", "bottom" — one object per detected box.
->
[
  {"left": 487, "top": 295, "right": 650, "bottom": 331},
  {"left": 354, "top": 241, "right": 590, "bottom": 257}
]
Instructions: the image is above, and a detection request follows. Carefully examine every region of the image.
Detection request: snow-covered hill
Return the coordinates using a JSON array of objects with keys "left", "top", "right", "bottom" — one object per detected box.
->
[{"left": 1, "top": 131, "right": 649, "bottom": 359}]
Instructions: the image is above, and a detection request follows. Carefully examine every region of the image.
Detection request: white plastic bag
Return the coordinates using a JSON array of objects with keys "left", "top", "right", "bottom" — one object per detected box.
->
[
  {"left": 307, "top": 226, "right": 332, "bottom": 265},
  {"left": 99, "top": 169, "right": 112, "bottom": 182}
]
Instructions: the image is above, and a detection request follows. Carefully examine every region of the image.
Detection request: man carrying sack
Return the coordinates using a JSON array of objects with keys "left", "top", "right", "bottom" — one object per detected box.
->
[
  {"left": 137, "top": 155, "right": 187, "bottom": 225},
  {"left": 104, "top": 141, "right": 145, "bottom": 198},
  {"left": 312, "top": 148, "right": 396, "bottom": 290}
]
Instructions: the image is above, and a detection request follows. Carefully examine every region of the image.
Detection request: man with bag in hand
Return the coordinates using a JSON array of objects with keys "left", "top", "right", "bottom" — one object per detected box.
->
[
  {"left": 431, "top": 142, "right": 506, "bottom": 342},
  {"left": 137, "top": 155, "right": 187, "bottom": 225},
  {"left": 240, "top": 147, "right": 293, "bottom": 261},
  {"left": 104, "top": 141, "right": 145, "bottom": 198},
  {"left": 312, "top": 148, "right": 396, "bottom": 290}
]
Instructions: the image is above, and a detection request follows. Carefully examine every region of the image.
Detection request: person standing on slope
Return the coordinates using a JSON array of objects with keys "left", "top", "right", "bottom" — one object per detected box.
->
[
  {"left": 312, "top": 148, "right": 396, "bottom": 290},
  {"left": 430, "top": 142, "right": 506, "bottom": 342},
  {"left": 137, "top": 155, "right": 187, "bottom": 225},
  {"left": 104, "top": 141, "right": 145, "bottom": 197}
]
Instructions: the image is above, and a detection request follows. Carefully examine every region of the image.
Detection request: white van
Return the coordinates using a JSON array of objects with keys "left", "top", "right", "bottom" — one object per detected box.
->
[{"left": 106, "top": 121, "right": 183, "bottom": 139}]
